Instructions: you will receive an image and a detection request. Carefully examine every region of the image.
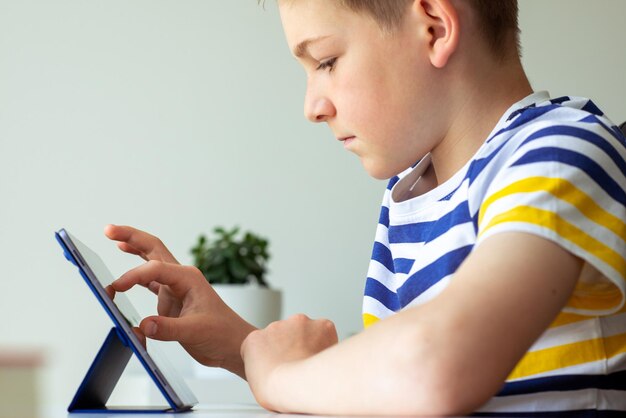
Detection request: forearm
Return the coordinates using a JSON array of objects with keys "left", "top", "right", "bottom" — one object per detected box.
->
[
  {"left": 269, "top": 327, "right": 420, "bottom": 414},
  {"left": 256, "top": 310, "right": 466, "bottom": 416}
]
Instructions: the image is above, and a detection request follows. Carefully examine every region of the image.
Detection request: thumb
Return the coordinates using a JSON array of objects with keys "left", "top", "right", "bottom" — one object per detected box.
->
[{"left": 140, "top": 315, "right": 183, "bottom": 342}]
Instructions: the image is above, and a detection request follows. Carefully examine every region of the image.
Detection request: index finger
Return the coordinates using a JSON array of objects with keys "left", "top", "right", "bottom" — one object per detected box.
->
[
  {"left": 104, "top": 224, "right": 178, "bottom": 264},
  {"left": 111, "top": 260, "right": 197, "bottom": 298}
]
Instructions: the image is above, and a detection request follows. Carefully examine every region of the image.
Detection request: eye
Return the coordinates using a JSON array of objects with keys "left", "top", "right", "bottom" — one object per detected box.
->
[{"left": 316, "top": 57, "right": 337, "bottom": 72}]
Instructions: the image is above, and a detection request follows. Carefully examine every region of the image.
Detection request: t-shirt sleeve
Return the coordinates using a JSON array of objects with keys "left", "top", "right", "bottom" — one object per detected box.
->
[{"left": 476, "top": 120, "right": 626, "bottom": 316}]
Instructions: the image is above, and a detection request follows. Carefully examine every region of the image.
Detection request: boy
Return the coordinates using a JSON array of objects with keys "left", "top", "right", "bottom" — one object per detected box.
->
[{"left": 105, "top": 0, "right": 626, "bottom": 415}]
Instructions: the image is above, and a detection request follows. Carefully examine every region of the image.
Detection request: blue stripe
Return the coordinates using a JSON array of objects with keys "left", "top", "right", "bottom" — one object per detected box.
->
[
  {"left": 511, "top": 147, "right": 626, "bottom": 207},
  {"left": 505, "top": 103, "right": 538, "bottom": 122},
  {"left": 578, "top": 114, "right": 626, "bottom": 147},
  {"left": 439, "top": 181, "right": 463, "bottom": 201},
  {"left": 378, "top": 206, "right": 390, "bottom": 227},
  {"left": 613, "top": 125, "right": 626, "bottom": 143},
  {"left": 520, "top": 125, "right": 626, "bottom": 179},
  {"left": 364, "top": 277, "right": 400, "bottom": 311},
  {"left": 468, "top": 139, "right": 511, "bottom": 185},
  {"left": 493, "top": 105, "right": 559, "bottom": 141},
  {"left": 371, "top": 241, "right": 395, "bottom": 273},
  {"left": 550, "top": 96, "right": 571, "bottom": 105},
  {"left": 397, "top": 245, "right": 473, "bottom": 307},
  {"left": 388, "top": 201, "right": 471, "bottom": 244},
  {"left": 578, "top": 114, "right": 597, "bottom": 124},
  {"left": 386, "top": 175, "right": 400, "bottom": 190},
  {"left": 498, "top": 370, "right": 626, "bottom": 396},
  {"left": 393, "top": 258, "right": 414, "bottom": 274},
  {"left": 388, "top": 221, "right": 431, "bottom": 244},
  {"left": 581, "top": 99, "right": 603, "bottom": 116}
]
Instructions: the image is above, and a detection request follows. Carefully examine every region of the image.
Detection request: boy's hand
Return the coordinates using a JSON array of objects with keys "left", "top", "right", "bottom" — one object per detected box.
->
[
  {"left": 104, "top": 224, "right": 257, "bottom": 378},
  {"left": 240, "top": 314, "right": 338, "bottom": 410}
]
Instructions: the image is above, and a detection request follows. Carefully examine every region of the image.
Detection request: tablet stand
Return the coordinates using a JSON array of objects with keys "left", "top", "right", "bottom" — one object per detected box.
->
[{"left": 68, "top": 327, "right": 175, "bottom": 413}]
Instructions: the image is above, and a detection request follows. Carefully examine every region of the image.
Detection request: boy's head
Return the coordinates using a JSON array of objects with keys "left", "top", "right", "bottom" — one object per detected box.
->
[{"left": 277, "top": 0, "right": 525, "bottom": 179}]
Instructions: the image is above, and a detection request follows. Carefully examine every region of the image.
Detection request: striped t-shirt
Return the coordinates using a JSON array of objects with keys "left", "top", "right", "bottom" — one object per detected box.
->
[{"left": 363, "top": 91, "right": 626, "bottom": 414}]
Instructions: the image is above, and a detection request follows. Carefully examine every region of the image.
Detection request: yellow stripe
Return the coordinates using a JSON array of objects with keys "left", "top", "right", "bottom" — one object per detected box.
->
[
  {"left": 479, "top": 177, "right": 626, "bottom": 242},
  {"left": 508, "top": 332, "right": 626, "bottom": 380},
  {"left": 549, "top": 311, "right": 594, "bottom": 328},
  {"left": 480, "top": 205, "right": 625, "bottom": 311},
  {"left": 362, "top": 313, "right": 380, "bottom": 328},
  {"left": 549, "top": 302, "right": 626, "bottom": 328}
]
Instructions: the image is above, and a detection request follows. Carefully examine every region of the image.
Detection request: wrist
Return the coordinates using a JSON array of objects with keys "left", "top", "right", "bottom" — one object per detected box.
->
[{"left": 220, "top": 319, "right": 257, "bottom": 379}]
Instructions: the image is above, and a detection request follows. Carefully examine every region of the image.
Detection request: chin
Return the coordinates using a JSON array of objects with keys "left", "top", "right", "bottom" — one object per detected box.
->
[{"left": 362, "top": 160, "right": 401, "bottom": 180}]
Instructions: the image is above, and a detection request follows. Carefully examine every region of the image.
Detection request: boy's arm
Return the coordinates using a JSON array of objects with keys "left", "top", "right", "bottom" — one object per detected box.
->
[{"left": 241, "top": 231, "right": 583, "bottom": 416}]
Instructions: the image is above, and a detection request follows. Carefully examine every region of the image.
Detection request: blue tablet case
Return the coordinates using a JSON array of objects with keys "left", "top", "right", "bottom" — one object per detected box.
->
[{"left": 56, "top": 231, "right": 192, "bottom": 413}]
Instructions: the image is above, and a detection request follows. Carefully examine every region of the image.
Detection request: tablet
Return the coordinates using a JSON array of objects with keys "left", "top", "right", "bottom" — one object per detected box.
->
[{"left": 55, "top": 228, "right": 198, "bottom": 412}]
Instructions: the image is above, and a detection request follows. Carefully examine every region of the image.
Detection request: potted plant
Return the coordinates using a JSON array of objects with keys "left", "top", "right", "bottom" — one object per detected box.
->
[{"left": 191, "top": 226, "right": 281, "bottom": 329}]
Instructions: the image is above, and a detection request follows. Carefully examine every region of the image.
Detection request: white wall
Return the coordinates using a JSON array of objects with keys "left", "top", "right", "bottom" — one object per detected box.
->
[
  {"left": 519, "top": 0, "right": 626, "bottom": 122},
  {"left": 0, "top": 0, "right": 624, "bottom": 408}
]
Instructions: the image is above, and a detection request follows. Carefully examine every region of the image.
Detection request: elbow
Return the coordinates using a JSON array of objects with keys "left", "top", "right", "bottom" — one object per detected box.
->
[
  {"left": 386, "top": 335, "right": 502, "bottom": 416},
  {"left": 414, "top": 371, "right": 497, "bottom": 416}
]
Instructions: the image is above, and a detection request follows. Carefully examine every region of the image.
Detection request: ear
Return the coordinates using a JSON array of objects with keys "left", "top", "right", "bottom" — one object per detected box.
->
[{"left": 414, "top": 0, "right": 459, "bottom": 68}]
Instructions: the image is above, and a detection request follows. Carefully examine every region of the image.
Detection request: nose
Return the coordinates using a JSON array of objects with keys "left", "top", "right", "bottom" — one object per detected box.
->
[{"left": 304, "top": 81, "right": 336, "bottom": 123}]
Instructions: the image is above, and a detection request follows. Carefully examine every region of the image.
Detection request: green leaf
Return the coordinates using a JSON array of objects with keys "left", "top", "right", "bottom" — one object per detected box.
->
[{"left": 191, "top": 226, "right": 271, "bottom": 287}]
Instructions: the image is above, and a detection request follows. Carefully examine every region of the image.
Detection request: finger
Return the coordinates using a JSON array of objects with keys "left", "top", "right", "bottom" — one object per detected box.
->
[
  {"left": 104, "top": 285, "right": 116, "bottom": 300},
  {"left": 117, "top": 242, "right": 146, "bottom": 259},
  {"left": 139, "top": 315, "right": 195, "bottom": 342},
  {"left": 112, "top": 260, "right": 197, "bottom": 297},
  {"left": 148, "top": 281, "right": 161, "bottom": 295},
  {"left": 132, "top": 326, "right": 147, "bottom": 349},
  {"left": 104, "top": 224, "right": 178, "bottom": 263}
]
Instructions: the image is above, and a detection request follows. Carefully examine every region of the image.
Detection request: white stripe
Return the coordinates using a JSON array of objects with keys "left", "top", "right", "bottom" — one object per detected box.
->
[
  {"left": 599, "top": 390, "right": 626, "bottom": 411},
  {"left": 527, "top": 312, "right": 626, "bottom": 355},
  {"left": 400, "top": 223, "right": 476, "bottom": 277},
  {"left": 478, "top": 171, "right": 621, "bottom": 227},
  {"left": 479, "top": 185, "right": 626, "bottom": 251},
  {"left": 387, "top": 241, "right": 424, "bottom": 263},
  {"left": 479, "top": 388, "right": 626, "bottom": 413},
  {"left": 373, "top": 223, "right": 389, "bottom": 245},
  {"left": 601, "top": 312, "right": 626, "bottom": 337},
  {"left": 607, "top": 351, "right": 626, "bottom": 373},
  {"left": 480, "top": 160, "right": 626, "bottom": 231},
  {"left": 366, "top": 261, "right": 396, "bottom": 292},
  {"left": 529, "top": 317, "right": 602, "bottom": 352},
  {"left": 525, "top": 309, "right": 626, "bottom": 354},
  {"left": 362, "top": 295, "right": 394, "bottom": 320},
  {"left": 388, "top": 199, "right": 458, "bottom": 223}
]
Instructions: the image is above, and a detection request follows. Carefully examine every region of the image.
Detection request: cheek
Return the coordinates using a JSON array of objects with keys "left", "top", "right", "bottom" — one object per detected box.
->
[{"left": 336, "top": 71, "right": 395, "bottom": 136}]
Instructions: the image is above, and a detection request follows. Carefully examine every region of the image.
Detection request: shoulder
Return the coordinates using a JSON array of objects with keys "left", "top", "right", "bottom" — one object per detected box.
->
[
  {"left": 501, "top": 95, "right": 624, "bottom": 157},
  {"left": 475, "top": 95, "right": 625, "bottom": 188}
]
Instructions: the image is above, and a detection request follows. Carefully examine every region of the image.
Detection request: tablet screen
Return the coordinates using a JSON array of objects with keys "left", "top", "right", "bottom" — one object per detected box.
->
[{"left": 59, "top": 229, "right": 198, "bottom": 409}]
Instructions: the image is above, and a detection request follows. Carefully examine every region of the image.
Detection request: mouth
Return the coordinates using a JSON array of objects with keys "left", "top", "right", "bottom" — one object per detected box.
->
[{"left": 338, "top": 136, "right": 356, "bottom": 148}]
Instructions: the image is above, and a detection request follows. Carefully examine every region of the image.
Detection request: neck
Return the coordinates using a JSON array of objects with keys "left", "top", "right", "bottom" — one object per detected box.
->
[{"left": 428, "top": 58, "right": 533, "bottom": 185}]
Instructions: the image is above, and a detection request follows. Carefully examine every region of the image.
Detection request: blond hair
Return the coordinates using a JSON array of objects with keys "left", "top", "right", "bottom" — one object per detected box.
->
[{"left": 278, "top": 0, "right": 520, "bottom": 59}]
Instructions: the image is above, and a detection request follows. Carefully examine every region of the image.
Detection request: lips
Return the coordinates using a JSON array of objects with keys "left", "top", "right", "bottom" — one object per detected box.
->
[{"left": 338, "top": 136, "right": 356, "bottom": 147}]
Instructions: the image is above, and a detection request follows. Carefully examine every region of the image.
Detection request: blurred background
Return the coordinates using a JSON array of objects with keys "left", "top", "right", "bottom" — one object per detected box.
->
[{"left": 0, "top": 0, "right": 625, "bottom": 413}]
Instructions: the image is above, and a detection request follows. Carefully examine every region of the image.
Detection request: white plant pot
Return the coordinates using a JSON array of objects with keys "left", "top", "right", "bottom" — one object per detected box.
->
[{"left": 212, "top": 284, "right": 282, "bottom": 329}]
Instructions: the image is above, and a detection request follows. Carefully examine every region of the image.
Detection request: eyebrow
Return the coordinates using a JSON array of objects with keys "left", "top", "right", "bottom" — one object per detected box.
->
[{"left": 293, "top": 35, "right": 331, "bottom": 58}]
